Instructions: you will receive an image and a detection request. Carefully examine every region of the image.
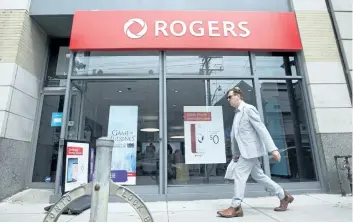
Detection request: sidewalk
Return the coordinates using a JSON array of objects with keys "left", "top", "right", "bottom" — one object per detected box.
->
[{"left": 0, "top": 190, "right": 352, "bottom": 222}]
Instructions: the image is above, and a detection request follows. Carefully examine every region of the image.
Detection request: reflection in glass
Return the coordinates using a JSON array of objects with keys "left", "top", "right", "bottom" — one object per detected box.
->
[
  {"left": 260, "top": 79, "right": 316, "bottom": 182},
  {"left": 166, "top": 52, "right": 251, "bottom": 76},
  {"left": 46, "top": 46, "right": 71, "bottom": 87},
  {"left": 55, "top": 47, "right": 71, "bottom": 77},
  {"left": 166, "top": 79, "right": 258, "bottom": 185},
  {"left": 255, "top": 53, "right": 297, "bottom": 77},
  {"left": 70, "top": 80, "right": 160, "bottom": 185},
  {"left": 73, "top": 52, "right": 159, "bottom": 76}
]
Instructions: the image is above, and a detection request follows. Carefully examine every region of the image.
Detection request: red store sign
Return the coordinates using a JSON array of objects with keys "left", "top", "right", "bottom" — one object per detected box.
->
[{"left": 69, "top": 10, "right": 302, "bottom": 51}]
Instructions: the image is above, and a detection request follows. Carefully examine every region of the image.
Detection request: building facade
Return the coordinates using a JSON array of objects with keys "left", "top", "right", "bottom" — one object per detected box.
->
[{"left": 0, "top": 0, "right": 351, "bottom": 201}]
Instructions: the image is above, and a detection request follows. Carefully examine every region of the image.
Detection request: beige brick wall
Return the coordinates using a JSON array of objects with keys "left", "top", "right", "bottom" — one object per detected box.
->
[
  {"left": 0, "top": 9, "right": 48, "bottom": 78},
  {"left": 296, "top": 11, "right": 341, "bottom": 63},
  {"left": 0, "top": 10, "right": 24, "bottom": 63},
  {"left": 17, "top": 11, "right": 48, "bottom": 79}
]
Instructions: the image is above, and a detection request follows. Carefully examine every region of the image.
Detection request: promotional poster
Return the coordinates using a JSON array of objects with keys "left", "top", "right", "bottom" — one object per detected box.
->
[
  {"left": 64, "top": 142, "right": 89, "bottom": 192},
  {"left": 183, "top": 106, "right": 226, "bottom": 164},
  {"left": 51, "top": 112, "right": 62, "bottom": 127},
  {"left": 107, "top": 106, "right": 138, "bottom": 185}
]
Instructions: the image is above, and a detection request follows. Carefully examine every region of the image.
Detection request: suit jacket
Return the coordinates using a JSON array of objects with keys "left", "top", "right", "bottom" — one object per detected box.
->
[{"left": 230, "top": 102, "right": 278, "bottom": 159}]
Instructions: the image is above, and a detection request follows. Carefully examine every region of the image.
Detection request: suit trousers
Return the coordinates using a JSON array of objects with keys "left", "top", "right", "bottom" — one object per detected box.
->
[{"left": 231, "top": 156, "right": 285, "bottom": 207}]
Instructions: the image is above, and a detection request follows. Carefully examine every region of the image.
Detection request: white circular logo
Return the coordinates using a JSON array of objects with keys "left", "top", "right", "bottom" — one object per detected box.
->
[{"left": 124, "top": 18, "right": 148, "bottom": 39}]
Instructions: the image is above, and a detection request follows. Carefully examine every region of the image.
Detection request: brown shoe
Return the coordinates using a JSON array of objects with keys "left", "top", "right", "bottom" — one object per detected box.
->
[
  {"left": 274, "top": 190, "right": 294, "bottom": 211},
  {"left": 217, "top": 206, "right": 244, "bottom": 218}
]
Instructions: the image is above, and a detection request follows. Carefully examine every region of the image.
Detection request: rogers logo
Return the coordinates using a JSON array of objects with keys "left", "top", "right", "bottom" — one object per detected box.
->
[
  {"left": 155, "top": 20, "right": 250, "bottom": 38},
  {"left": 124, "top": 18, "right": 148, "bottom": 39},
  {"left": 123, "top": 19, "right": 250, "bottom": 38}
]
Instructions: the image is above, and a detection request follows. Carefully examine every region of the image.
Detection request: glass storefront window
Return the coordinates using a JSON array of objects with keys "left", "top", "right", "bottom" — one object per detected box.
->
[
  {"left": 259, "top": 79, "right": 316, "bottom": 182},
  {"left": 35, "top": 49, "right": 319, "bottom": 193},
  {"left": 166, "top": 52, "right": 251, "bottom": 76},
  {"left": 73, "top": 52, "right": 160, "bottom": 76},
  {"left": 70, "top": 80, "right": 160, "bottom": 185},
  {"left": 166, "top": 79, "right": 259, "bottom": 185},
  {"left": 255, "top": 53, "right": 298, "bottom": 77}
]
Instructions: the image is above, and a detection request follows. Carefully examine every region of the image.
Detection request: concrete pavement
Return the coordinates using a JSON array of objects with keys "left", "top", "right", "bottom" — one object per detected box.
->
[{"left": 0, "top": 189, "right": 352, "bottom": 222}]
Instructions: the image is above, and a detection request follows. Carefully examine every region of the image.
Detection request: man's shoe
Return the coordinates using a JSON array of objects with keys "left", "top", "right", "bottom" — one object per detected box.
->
[
  {"left": 274, "top": 190, "right": 294, "bottom": 211},
  {"left": 217, "top": 205, "right": 244, "bottom": 218}
]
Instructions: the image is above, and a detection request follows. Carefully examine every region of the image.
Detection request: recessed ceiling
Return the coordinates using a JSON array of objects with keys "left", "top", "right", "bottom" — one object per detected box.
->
[{"left": 32, "top": 15, "right": 73, "bottom": 37}]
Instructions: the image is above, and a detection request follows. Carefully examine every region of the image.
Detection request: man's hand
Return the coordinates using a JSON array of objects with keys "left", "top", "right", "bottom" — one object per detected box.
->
[
  {"left": 233, "top": 156, "right": 239, "bottom": 162},
  {"left": 271, "top": 150, "right": 281, "bottom": 162}
]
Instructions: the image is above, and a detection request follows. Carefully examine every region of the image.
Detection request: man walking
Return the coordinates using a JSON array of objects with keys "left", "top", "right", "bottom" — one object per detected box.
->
[{"left": 217, "top": 87, "right": 294, "bottom": 218}]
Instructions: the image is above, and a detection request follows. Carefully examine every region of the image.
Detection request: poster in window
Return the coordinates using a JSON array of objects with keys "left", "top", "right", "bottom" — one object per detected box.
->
[
  {"left": 184, "top": 106, "right": 226, "bottom": 164},
  {"left": 108, "top": 106, "right": 138, "bottom": 185}
]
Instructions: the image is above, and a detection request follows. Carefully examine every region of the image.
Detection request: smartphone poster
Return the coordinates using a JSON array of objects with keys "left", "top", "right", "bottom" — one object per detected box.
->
[
  {"left": 64, "top": 142, "right": 89, "bottom": 192},
  {"left": 67, "top": 158, "right": 78, "bottom": 183},
  {"left": 184, "top": 106, "right": 226, "bottom": 164}
]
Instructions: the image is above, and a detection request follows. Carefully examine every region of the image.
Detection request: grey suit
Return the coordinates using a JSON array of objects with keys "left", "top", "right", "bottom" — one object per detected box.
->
[
  {"left": 230, "top": 102, "right": 277, "bottom": 158},
  {"left": 230, "top": 102, "right": 285, "bottom": 208}
]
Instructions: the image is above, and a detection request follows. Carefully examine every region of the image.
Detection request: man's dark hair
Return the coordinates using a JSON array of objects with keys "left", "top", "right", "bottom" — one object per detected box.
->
[{"left": 227, "top": 87, "right": 244, "bottom": 100}]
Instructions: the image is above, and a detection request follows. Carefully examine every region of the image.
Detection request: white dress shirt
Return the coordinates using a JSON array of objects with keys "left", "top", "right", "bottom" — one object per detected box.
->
[{"left": 233, "top": 101, "right": 245, "bottom": 137}]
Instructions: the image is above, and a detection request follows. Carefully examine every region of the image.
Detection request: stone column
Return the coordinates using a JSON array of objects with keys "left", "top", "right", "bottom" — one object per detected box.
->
[
  {"left": 0, "top": 0, "right": 48, "bottom": 199},
  {"left": 291, "top": 0, "right": 352, "bottom": 192}
]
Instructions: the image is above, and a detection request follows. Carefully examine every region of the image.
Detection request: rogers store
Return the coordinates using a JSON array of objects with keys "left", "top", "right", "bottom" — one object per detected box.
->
[{"left": 22, "top": 4, "right": 349, "bottom": 203}]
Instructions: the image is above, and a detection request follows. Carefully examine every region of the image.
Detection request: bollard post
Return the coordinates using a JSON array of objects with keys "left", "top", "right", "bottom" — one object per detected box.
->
[{"left": 90, "top": 137, "right": 114, "bottom": 222}]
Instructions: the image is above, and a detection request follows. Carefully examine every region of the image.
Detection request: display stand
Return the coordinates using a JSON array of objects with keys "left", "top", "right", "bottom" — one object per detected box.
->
[{"left": 44, "top": 140, "right": 93, "bottom": 215}]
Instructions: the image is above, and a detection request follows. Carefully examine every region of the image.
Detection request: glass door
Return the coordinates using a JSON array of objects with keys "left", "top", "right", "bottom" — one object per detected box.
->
[
  {"left": 32, "top": 94, "right": 65, "bottom": 183},
  {"left": 31, "top": 91, "right": 80, "bottom": 184}
]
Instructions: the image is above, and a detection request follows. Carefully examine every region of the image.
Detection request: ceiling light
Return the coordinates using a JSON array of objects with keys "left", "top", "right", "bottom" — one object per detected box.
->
[
  {"left": 170, "top": 136, "right": 184, "bottom": 139},
  {"left": 170, "top": 126, "right": 184, "bottom": 130},
  {"left": 174, "top": 90, "right": 178, "bottom": 93},
  {"left": 140, "top": 116, "right": 158, "bottom": 121},
  {"left": 118, "top": 90, "right": 123, "bottom": 93},
  {"left": 173, "top": 104, "right": 176, "bottom": 107},
  {"left": 140, "top": 128, "right": 159, "bottom": 132}
]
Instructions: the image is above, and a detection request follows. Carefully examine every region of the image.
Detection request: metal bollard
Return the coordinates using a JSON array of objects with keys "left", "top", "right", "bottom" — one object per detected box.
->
[{"left": 90, "top": 137, "right": 114, "bottom": 222}]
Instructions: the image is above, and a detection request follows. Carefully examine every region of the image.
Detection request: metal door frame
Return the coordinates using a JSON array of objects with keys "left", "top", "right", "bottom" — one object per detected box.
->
[
  {"left": 27, "top": 91, "right": 64, "bottom": 189},
  {"left": 27, "top": 87, "right": 83, "bottom": 189},
  {"left": 161, "top": 51, "right": 273, "bottom": 183}
]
